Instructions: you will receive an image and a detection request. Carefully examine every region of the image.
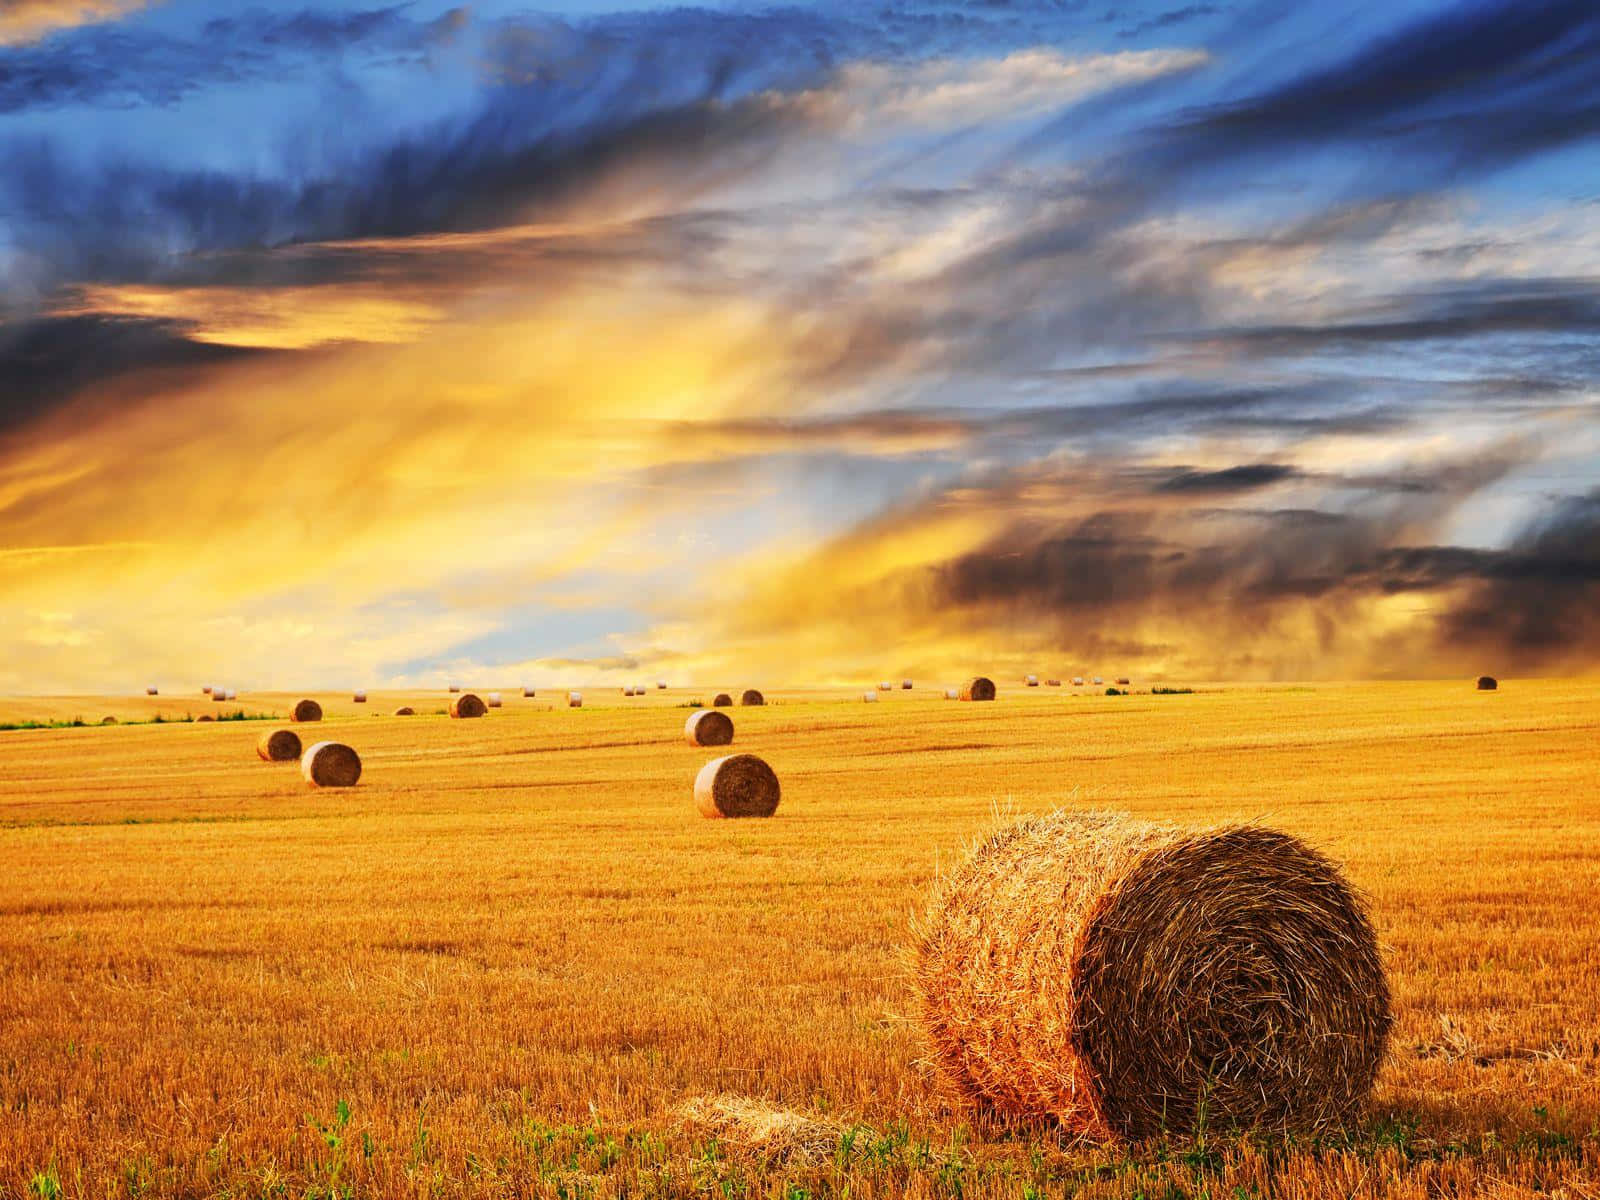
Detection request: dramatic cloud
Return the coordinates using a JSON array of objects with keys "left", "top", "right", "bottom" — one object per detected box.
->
[{"left": 0, "top": 0, "right": 147, "bottom": 46}]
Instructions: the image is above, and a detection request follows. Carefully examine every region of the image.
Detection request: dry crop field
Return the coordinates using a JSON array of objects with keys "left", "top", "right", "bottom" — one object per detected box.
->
[{"left": 1, "top": 680, "right": 1598, "bottom": 1198}]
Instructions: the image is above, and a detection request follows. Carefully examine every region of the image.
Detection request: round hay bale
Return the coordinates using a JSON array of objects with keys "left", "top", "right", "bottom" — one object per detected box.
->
[
  {"left": 353, "top": 690, "right": 367, "bottom": 703},
  {"left": 685, "top": 709, "right": 734, "bottom": 747},
  {"left": 945, "top": 688, "right": 960, "bottom": 700},
  {"left": 863, "top": 690, "right": 879, "bottom": 703},
  {"left": 301, "top": 741, "right": 362, "bottom": 788},
  {"left": 1025, "top": 674, "right": 1039, "bottom": 687},
  {"left": 393, "top": 706, "right": 415, "bottom": 716},
  {"left": 878, "top": 681, "right": 893, "bottom": 691},
  {"left": 902, "top": 679, "right": 913, "bottom": 690},
  {"left": 290, "top": 699, "right": 323, "bottom": 723},
  {"left": 959, "top": 677, "right": 996, "bottom": 702},
  {"left": 523, "top": 687, "right": 536, "bottom": 698},
  {"left": 657, "top": 680, "right": 668, "bottom": 690},
  {"left": 568, "top": 691, "right": 583, "bottom": 708},
  {"left": 196, "top": 714, "right": 214, "bottom": 723},
  {"left": 694, "top": 754, "right": 780, "bottom": 819},
  {"left": 487, "top": 692, "right": 503, "bottom": 708},
  {"left": 449, "top": 684, "right": 461, "bottom": 693},
  {"left": 1046, "top": 679, "right": 1062, "bottom": 687},
  {"left": 713, "top": 693, "right": 733, "bottom": 707},
  {"left": 1073, "top": 677, "right": 1085, "bottom": 686},
  {"left": 740, "top": 689, "right": 765, "bottom": 707},
  {"left": 916, "top": 810, "right": 1390, "bottom": 1139},
  {"left": 100, "top": 716, "right": 117, "bottom": 725},
  {"left": 1477, "top": 675, "right": 1498, "bottom": 691},
  {"left": 1115, "top": 677, "right": 1131, "bottom": 686},
  {"left": 202, "top": 686, "right": 213, "bottom": 695},
  {"left": 257, "top": 728, "right": 302, "bottom": 762},
  {"left": 146, "top": 686, "right": 158, "bottom": 696},
  {"left": 225, "top": 689, "right": 238, "bottom": 701},
  {"left": 450, "top": 693, "right": 488, "bottom": 719},
  {"left": 622, "top": 685, "right": 634, "bottom": 696},
  {"left": 1092, "top": 676, "right": 1103, "bottom": 685}
]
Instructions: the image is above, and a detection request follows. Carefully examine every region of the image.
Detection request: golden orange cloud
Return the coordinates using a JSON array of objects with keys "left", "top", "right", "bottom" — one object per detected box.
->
[{"left": 0, "top": 0, "right": 148, "bottom": 45}]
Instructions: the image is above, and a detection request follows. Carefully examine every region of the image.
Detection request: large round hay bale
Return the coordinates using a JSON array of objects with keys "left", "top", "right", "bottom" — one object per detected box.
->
[
  {"left": 685, "top": 709, "right": 734, "bottom": 747},
  {"left": 353, "top": 690, "right": 367, "bottom": 703},
  {"left": 393, "top": 706, "right": 415, "bottom": 716},
  {"left": 487, "top": 692, "right": 503, "bottom": 708},
  {"left": 301, "top": 741, "right": 362, "bottom": 788},
  {"left": 1477, "top": 675, "right": 1498, "bottom": 691},
  {"left": 290, "top": 699, "right": 323, "bottom": 723},
  {"left": 713, "top": 692, "right": 733, "bottom": 707},
  {"left": 740, "top": 689, "right": 765, "bottom": 707},
  {"left": 694, "top": 754, "right": 780, "bottom": 819},
  {"left": 916, "top": 810, "right": 1389, "bottom": 1139},
  {"left": 959, "top": 676, "right": 996, "bottom": 702},
  {"left": 257, "top": 728, "right": 302, "bottom": 762},
  {"left": 450, "top": 693, "right": 488, "bottom": 719},
  {"left": 568, "top": 691, "right": 583, "bottom": 708}
]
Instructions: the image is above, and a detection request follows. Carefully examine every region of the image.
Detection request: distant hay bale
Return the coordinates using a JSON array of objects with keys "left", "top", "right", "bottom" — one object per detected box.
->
[
  {"left": 1092, "top": 677, "right": 1103, "bottom": 685},
  {"left": 202, "top": 686, "right": 213, "bottom": 695},
  {"left": 290, "top": 699, "right": 323, "bottom": 723},
  {"left": 657, "top": 680, "right": 668, "bottom": 690},
  {"left": 213, "top": 691, "right": 227, "bottom": 702},
  {"left": 353, "top": 690, "right": 367, "bottom": 703},
  {"left": 1116, "top": 677, "right": 1131, "bottom": 686},
  {"left": 225, "top": 689, "right": 238, "bottom": 701},
  {"left": 713, "top": 693, "right": 733, "bottom": 707},
  {"left": 100, "top": 716, "right": 117, "bottom": 725},
  {"left": 393, "top": 706, "right": 415, "bottom": 716},
  {"left": 959, "top": 677, "right": 996, "bottom": 702},
  {"left": 1025, "top": 674, "right": 1039, "bottom": 687},
  {"left": 523, "top": 687, "right": 536, "bottom": 698},
  {"left": 450, "top": 693, "right": 488, "bottom": 719},
  {"left": 487, "top": 692, "right": 502, "bottom": 708},
  {"left": 878, "top": 681, "right": 893, "bottom": 691},
  {"left": 1046, "top": 679, "right": 1061, "bottom": 687},
  {"left": 916, "top": 810, "right": 1390, "bottom": 1139},
  {"left": 902, "top": 679, "right": 913, "bottom": 690},
  {"left": 301, "top": 741, "right": 362, "bottom": 788},
  {"left": 694, "top": 754, "right": 780, "bottom": 819},
  {"left": 569, "top": 691, "right": 583, "bottom": 708},
  {"left": 256, "top": 728, "right": 302, "bottom": 762},
  {"left": 196, "top": 714, "right": 214, "bottom": 723},
  {"left": 145, "top": 686, "right": 158, "bottom": 696},
  {"left": 449, "top": 684, "right": 461, "bottom": 693},
  {"left": 685, "top": 709, "right": 735, "bottom": 747},
  {"left": 1073, "top": 677, "right": 1085, "bottom": 686},
  {"left": 945, "top": 688, "right": 959, "bottom": 700},
  {"left": 622, "top": 685, "right": 634, "bottom": 696},
  {"left": 740, "top": 689, "right": 765, "bottom": 707},
  {"left": 863, "top": 690, "right": 879, "bottom": 703},
  {"left": 1477, "top": 675, "right": 1498, "bottom": 691}
]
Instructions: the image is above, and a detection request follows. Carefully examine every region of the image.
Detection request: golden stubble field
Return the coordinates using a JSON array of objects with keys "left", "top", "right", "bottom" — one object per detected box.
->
[{"left": 1, "top": 680, "right": 1598, "bottom": 1199}]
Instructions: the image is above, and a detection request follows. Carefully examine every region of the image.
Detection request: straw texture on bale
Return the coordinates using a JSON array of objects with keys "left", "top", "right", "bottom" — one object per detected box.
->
[
  {"left": 450, "top": 693, "right": 488, "bottom": 719},
  {"left": 290, "top": 699, "right": 323, "bottom": 723},
  {"left": 694, "top": 754, "right": 780, "bottom": 819},
  {"left": 256, "top": 729, "right": 302, "bottom": 762},
  {"left": 916, "top": 810, "right": 1390, "bottom": 1140},
  {"left": 685, "top": 709, "right": 735, "bottom": 747},
  {"left": 713, "top": 693, "right": 733, "bottom": 707},
  {"left": 959, "top": 676, "right": 996, "bottom": 702},
  {"left": 569, "top": 692, "right": 583, "bottom": 707},
  {"left": 393, "top": 706, "right": 415, "bottom": 716},
  {"left": 353, "top": 691, "right": 367, "bottom": 703},
  {"left": 1477, "top": 675, "right": 1498, "bottom": 691},
  {"left": 301, "top": 741, "right": 362, "bottom": 788},
  {"left": 740, "top": 689, "right": 765, "bottom": 707}
]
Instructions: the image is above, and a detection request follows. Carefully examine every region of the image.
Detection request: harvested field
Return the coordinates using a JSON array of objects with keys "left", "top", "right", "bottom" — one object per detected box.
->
[{"left": 1, "top": 680, "right": 1598, "bottom": 1198}]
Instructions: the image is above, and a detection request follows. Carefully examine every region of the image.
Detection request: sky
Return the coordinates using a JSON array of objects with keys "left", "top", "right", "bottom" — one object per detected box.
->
[{"left": 0, "top": 0, "right": 1596, "bottom": 692}]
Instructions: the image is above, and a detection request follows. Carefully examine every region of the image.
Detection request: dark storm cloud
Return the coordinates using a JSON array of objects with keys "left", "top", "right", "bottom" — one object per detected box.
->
[
  {"left": 0, "top": 313, "right": 270, "bottom": 436},
  {"left": 1154, "top": 463, "right": 1298, "bottom": 492}
]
